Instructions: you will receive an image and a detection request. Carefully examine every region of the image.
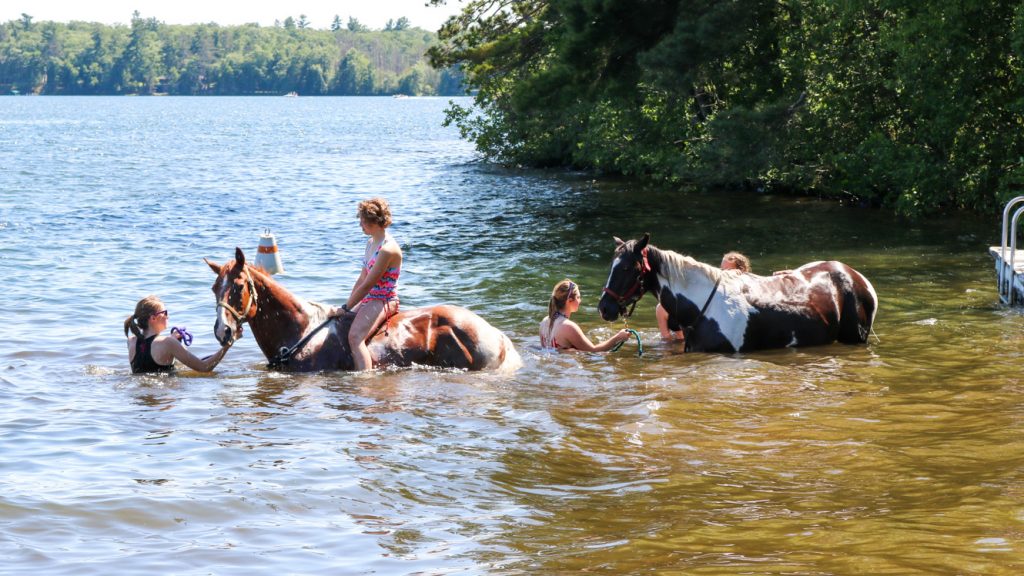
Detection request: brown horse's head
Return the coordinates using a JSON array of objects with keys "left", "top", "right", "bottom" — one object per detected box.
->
[
  {"left": 205, "top": 247, "right": 258, "bottom": 346},
  {"left": 598, "top": 233, "right": 653, "bottom": 321}
]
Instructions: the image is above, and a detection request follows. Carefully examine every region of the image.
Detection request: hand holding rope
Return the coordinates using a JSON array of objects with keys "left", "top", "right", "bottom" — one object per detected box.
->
[
  {"left": 610, "top": 327, "right": 643, "bottom": 354},
  {"left": 171, "top": 326, "right": 193, "bottom": 347}
]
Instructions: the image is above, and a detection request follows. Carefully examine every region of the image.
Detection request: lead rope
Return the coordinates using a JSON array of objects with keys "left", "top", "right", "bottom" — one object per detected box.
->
[
  {"left": 611, "top": 328, "right": 643, "bottom": 356},
  {"left": 611, "top": 316, "right": 643, "bottom": 356},
  {"left": 171, "top": 326, "right": 193, "bottom": 346}
]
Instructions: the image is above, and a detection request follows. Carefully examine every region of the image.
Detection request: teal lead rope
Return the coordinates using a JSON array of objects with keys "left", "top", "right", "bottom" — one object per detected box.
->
[{"left": 611, "top": 328, "right": 643, "bottom": 356}]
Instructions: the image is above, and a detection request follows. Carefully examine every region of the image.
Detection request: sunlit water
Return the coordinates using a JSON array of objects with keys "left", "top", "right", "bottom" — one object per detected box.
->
[{"left": 1, "top": 96, "right": 1022, "bottom": 574}]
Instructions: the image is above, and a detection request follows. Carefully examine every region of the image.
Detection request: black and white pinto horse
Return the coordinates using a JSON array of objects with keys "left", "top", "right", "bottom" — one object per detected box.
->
[{"left": 598, "top": 234, "right": 878, "bottom": 352}]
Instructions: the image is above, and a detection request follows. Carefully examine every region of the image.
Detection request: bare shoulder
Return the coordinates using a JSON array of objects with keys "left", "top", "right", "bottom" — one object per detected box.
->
[{"left": 557, "top": 319, "right": 583, "bottom": 336}]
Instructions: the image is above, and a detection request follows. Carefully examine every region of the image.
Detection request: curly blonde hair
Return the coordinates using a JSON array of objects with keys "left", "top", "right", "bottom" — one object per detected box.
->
[
  {"left": 357, "top": 198, "right": 393, "bottom": 228},
  {"left": 721, "top": 251, "right": 751, "bottom": 273}
]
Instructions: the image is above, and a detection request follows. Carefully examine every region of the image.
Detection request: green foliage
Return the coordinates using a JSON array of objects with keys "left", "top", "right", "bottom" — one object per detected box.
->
[
  {"left": 433, "top": 0, "right": 1024, "bottom": 217},
  {"left": 0, "top": 13, "right": 467, "bottom": 97}
]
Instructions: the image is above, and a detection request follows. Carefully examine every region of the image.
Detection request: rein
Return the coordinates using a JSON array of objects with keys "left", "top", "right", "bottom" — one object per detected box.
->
[
  {"left": 683, "top": 277, "right": 721, "bottom": 352},
  {"left": 268, "top": 316, "right": 336, "bottom": 369},
  {"left": 268, "top": 300, "right": 397, "bottom": 369}
]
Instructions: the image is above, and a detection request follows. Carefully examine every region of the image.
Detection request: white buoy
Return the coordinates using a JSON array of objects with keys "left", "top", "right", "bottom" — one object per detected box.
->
[{"left": 255, "top": 229, "right": 284, "bottom": 275}]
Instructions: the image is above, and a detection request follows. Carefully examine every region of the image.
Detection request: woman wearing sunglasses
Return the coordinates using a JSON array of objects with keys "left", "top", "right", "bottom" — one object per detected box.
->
[
  {"left": 124, "top": 295, "right": 235, "bottom": 374},
  {"left": 540, "top": 279, "right": 631, "bottom": 352}
]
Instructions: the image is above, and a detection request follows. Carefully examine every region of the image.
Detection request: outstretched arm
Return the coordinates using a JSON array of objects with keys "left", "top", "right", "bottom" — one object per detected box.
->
[
  {"left": 559, "top": 322, "right": 631, "bottom": 353},
  {"left": 166, "top": 337, "right": 234, "bottom": 372}
]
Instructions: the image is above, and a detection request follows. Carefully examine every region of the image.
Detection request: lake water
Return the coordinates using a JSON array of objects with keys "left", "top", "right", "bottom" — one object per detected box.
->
[{"left": 1, "top": 96, "right": 1022, "bottom": 574}]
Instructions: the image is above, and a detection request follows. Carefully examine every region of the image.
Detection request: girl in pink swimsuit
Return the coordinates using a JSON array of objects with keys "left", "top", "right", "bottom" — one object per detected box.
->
[
  {"left": 539, "top": 279, "right": 630, "bottom": 352},
  {"left": 332, "top": 198, "right": 403, "bottom": 371}
]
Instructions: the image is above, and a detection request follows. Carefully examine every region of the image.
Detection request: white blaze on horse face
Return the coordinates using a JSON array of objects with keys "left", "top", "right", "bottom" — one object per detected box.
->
[
  {"left": 212, "top": 275, "right": 236, "bottom": 344},
  {"left": 606, "top": 256, "right": 623, "bottom": 296}
]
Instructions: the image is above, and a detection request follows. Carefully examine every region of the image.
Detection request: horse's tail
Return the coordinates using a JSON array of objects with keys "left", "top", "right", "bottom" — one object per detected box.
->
[{"left": 836, "top": 264, "right": 877, "bottom": 344}]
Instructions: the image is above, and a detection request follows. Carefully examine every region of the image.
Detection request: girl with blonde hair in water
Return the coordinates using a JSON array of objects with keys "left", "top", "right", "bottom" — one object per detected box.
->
[{"left": 539, "top": 279, "right": 630, "bottom": 352}]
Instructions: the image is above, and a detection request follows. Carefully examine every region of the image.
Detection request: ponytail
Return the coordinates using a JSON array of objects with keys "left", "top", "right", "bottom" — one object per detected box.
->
[
  {"left": 125, "top": 294, "right": 163, "bottom": 338},
  {"left": 547, "top": 279, "right": 577, "bottom": 333},
  {"left": 124, "top": 315, "right": 142, "bottom": 338}
]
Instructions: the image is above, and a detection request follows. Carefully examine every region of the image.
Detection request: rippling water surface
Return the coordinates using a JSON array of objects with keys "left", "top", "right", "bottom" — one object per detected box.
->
[{"left": 1, "top": 96, "right": 1022, "bottom": 574}]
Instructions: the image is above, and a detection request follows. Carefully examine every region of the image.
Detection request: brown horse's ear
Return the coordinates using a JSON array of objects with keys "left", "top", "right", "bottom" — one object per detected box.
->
[
  {"left": 614, "top": 236, "right": 625, "bottom": 248},
  {"left": 204, "top": 258, "right": 221, "bottom": 274},
  {"left": 234, "top": 247, "right": 246, "bottom": 268},
  {"left": 637, "top": 233, "right": 651, "bottom": 252}
]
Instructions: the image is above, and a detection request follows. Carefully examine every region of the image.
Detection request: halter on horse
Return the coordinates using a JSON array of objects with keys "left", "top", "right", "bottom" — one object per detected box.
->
[
  {"left": 206, "top": 247, "right": 521, "bottom": 372},
  {"left": 598, "top": 234, "right": 878, "bottom": 353}
]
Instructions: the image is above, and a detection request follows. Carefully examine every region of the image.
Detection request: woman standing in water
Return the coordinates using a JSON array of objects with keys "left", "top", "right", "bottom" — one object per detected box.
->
[
  {"left": 540, "top": 279, "right": 630, "bottom": 352},
  {"left": 124, "top": 295, "right": 234, "bottom": 373}
]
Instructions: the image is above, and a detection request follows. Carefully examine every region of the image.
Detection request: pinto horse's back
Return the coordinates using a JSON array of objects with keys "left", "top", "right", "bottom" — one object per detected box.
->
[
  {"left": 373, "top": 304, "right": 521, "bottom": 372},
  {"left": 804, "top": 261, "right": 877, "bottom": 344}
]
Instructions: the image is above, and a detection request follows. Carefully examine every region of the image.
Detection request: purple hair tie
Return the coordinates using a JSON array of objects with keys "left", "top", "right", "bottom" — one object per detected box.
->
[{"left": 171, "top": 326, "right": 193, "bottom": 346}]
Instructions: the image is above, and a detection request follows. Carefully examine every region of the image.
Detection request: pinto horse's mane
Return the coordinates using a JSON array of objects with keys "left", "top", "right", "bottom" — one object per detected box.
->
[{"left": 649, "top": 245, "right": 730, "bottom": 290}]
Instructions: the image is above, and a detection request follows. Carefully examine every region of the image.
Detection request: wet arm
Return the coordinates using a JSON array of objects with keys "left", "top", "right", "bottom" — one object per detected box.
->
[
  {"left": 560, "top": 323, "right": 628, "bottom": 353},
  {"left": 168, "top": 339, "right": 232, "bottom": 372}
]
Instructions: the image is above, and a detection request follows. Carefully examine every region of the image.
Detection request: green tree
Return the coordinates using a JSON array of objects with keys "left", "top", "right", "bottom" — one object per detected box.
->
[
  {"left": 429, "top": 0, "right": 1024, "bottom": 216},
  {"left": 347, "top": 17, "right": 368, "bottom": 32},
  {"left": 0, "top": 14, "right": 466, "bottom": 99},
  {"left": 333, "top": 48, "right": 375, "bottom": 94}
]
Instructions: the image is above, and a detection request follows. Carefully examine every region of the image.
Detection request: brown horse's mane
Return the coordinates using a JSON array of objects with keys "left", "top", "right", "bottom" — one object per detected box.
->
[{"left": 232, "top": 260, "right": 323, "bottom": 319}]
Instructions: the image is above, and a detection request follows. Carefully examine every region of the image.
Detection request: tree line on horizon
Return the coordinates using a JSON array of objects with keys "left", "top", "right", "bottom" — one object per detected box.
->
[
  {"left": 430, "top": 0, "right": 1024, "bottom": 217},
  {"left": 0, "top": 12, "right": 466, "bottom": 96}
]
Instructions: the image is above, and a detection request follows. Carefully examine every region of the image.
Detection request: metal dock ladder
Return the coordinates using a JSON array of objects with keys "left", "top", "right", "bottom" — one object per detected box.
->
[{"left": 989, "top": 196, "right": 1024, "bottom": 304}]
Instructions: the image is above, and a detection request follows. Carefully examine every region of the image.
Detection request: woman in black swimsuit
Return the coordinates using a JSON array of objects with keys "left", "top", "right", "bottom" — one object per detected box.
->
[{"left": 124, "top": 295, "right": 235, "bottom": 374}]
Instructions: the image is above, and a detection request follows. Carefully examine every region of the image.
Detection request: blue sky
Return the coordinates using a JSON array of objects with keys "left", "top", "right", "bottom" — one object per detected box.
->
[{"left": 0, "top": 0, "right": 463, "bottom": 31}]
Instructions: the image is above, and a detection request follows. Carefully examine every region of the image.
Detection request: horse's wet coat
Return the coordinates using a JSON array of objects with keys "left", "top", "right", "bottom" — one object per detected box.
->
[
  {"left": 599, "top": 235, "right": 877, "bottom": 353},
  {"left": 206, "top": 248, "right": 521, "bottom": 372}
]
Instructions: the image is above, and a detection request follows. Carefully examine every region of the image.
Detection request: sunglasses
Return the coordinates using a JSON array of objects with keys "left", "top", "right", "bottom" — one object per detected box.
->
[{"left": 152, "top": 310, "right": 169, "bottom": 318}]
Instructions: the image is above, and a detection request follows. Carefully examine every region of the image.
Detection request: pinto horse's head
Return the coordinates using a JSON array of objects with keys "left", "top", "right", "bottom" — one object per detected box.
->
[
  {"left": 205, "top": 247, "right": 257, "bottom": 346},
  {"left": 598, "top": 233, "right": 653, "bottom": 321}
]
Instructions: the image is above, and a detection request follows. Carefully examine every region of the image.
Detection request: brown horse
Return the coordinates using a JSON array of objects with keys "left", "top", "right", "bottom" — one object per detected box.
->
[
  {"left": 598, "top": 234, "right": 878, "bottom": 353},
  {"left": 206, "top": 248, "right": 521, "bottom": 372}
]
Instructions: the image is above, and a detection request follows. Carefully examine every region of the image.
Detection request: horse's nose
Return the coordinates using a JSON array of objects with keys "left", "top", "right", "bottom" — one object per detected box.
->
[
  {"left": 597, "top": 296, "right": 619, "bottom": 321},
  {"left": 216, "top": 323, "right": 232, "bottom": 346}
]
